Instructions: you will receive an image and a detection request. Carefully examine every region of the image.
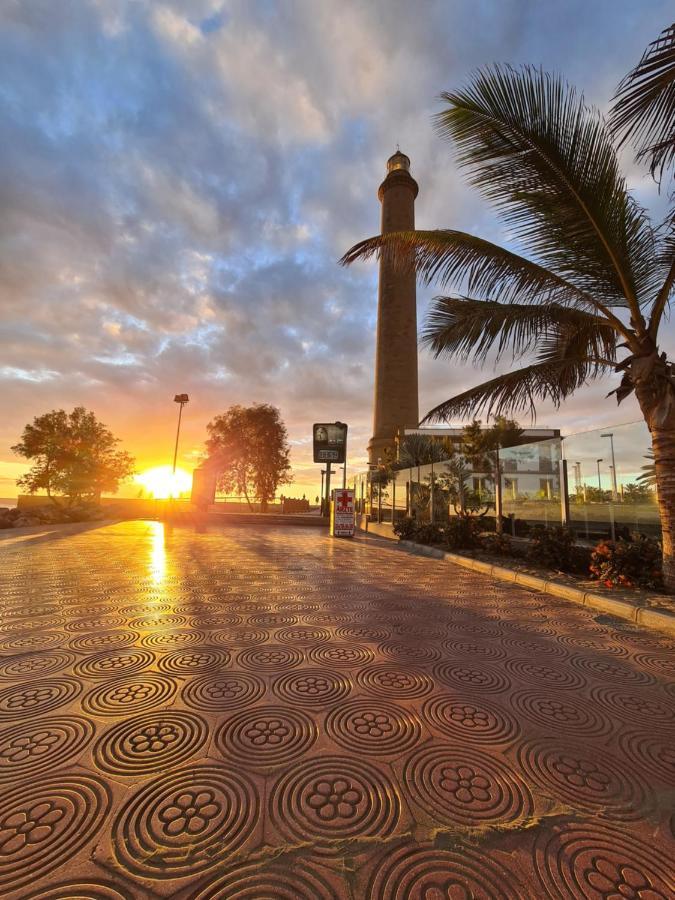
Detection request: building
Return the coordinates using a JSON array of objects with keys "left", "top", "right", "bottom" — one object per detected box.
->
[{"left": 369, "top": 150, "right": 419, "bottom": 465}]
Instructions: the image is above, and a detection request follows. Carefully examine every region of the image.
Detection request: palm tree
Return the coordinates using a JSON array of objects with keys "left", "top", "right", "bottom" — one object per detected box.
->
[
  {"left": 611, "top": 23, "right": 675, "bottom": 185},
  {"left": 342, "top": 62, "right": 675, "bottom": 589}
]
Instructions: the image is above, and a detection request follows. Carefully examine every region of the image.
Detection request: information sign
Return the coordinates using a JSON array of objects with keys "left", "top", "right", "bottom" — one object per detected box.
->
[
  {"left": 330, "top": 488, "right": 355, "bottom": 537},
  {"left": 313, "top": 422, "right": 348, "bottom": 464}
]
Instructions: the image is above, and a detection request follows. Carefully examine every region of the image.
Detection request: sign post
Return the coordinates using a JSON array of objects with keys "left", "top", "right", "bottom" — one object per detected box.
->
[
  {"left": 313, "top": 422, "right": 347, "bottom": 519},
  {"left": 330, "top": 488, "right": 355, "bottom": 538}
]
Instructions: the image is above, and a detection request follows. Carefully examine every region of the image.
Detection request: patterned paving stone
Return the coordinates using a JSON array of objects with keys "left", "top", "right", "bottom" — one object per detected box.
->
[{"left": 0, "top": 519, "right": 673, "bottom": 898}]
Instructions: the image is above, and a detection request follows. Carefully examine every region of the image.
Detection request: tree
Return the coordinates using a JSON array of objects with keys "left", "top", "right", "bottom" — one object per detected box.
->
[
  {"left": 611, "top": 23, "right": 675, "bottom": 186},
  {"left": 342, "top": 59, "right": 675, "bottom": 589},
  {"left": 206, "top": 404, "right": 292, "bottom": 512},
  {"left": 12, "top": 407, "right": 135, "bottom": 504}
]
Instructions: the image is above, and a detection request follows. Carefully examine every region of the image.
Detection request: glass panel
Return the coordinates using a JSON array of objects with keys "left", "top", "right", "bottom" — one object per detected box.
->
[
  {"left": 562, "top": 421, "right": 659, "bottom": 540},
  {"left": 498, "top": 437, "right": 563, "bottom": 529}
]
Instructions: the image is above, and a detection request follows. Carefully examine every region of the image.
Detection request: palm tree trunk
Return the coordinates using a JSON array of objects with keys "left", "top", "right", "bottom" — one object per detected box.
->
[{"left": 650, "top": 425, "right": 675, "bottom": 590}]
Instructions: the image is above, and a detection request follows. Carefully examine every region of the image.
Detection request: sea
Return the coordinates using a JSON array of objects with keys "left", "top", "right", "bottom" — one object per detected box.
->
[{"left": 0, "top": 498, "right": 17, "bottom": 509}]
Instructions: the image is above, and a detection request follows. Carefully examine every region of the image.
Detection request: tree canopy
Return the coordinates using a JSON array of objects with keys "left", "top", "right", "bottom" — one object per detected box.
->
[
  {"left": 206, "top": 403, "right": 292, "bottom": 511},
  {"left": 12, "top": 407, "right": 135, "bottom": 504}
]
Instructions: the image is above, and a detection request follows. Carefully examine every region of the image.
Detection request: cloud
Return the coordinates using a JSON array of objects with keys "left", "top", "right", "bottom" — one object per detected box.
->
[{"left": 0, "top": 0, "right": 673, "bottom": 495}]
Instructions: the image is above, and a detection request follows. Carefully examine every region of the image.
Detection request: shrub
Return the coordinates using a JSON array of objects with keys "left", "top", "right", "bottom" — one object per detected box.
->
[
  {"left": 444, "top": 517, "right": 481, "bottom": 551},
  {"left": 479, "top": 531, "right": 513, "bottom": 556},
  {"left": 415, "top": 523, "right": 444, "bottom": 545},
  {"left": 590, "top": 535, "right": 663, "bottom": 590},
  {"left": 527, "top": 525, "right": 577, "bottom": 571},
  {"left": 393, "top": 517, "right": 418, "bottom": 540}
]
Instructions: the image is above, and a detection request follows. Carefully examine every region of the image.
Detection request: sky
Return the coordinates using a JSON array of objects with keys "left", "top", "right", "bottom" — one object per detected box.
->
[{"left": 1, "top": 0, "right": 674, "bottom": 500}]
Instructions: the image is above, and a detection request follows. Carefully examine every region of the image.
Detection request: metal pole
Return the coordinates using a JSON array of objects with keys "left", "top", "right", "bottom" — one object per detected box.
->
[
  {"left": 494, "top": 445, "right": 503, "bottom": 534},
  {"left": 610, "top": 435, "right": 618, "bottom": 500},
  {"left": 325, "top": 462, "right": 332, "bottom": 518},
  {"left": 342, "top": 432, "right": 347, "bottom": 489},
  {"left": 596, "top": 459, "right": 603, "bottom": 492},
  {"left": 559, "top": 459, "right": 570, "bottom": 526},
  {"left": 320, "top": 470, "right": 325, "bottom": 513},
  {"left": 172, "top": 402, "right": 185, "bottom": 475}
]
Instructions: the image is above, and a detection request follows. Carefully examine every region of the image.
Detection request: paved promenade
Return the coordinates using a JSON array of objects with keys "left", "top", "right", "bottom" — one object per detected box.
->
[{"left": 0, "top": 520, "right": 673, "bottom": 898}]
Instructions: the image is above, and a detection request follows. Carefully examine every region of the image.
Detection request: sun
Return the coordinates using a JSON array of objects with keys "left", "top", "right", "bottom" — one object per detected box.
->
[{"left": 136, "top": 465, "right": 192, "bottom": 499}]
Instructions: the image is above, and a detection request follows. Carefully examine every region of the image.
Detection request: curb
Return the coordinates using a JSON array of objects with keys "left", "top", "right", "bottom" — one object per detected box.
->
[{"left": 398, "top": 540, "right": 675, "bottom": 638}]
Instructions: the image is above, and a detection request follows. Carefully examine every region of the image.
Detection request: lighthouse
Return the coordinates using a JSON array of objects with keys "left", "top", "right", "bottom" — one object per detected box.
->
[{"left": 368, "top": 150, "right": 419, "bottom": 465}]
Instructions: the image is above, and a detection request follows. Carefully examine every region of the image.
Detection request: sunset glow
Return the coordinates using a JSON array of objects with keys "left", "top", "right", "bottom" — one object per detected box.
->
[{"left": 136, "top": 466, "right": 192, "bottom": 499}]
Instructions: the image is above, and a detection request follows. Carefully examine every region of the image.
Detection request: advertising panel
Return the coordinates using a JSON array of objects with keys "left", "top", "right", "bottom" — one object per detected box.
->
[{"left": 330, "top": 488, "right": 355, "bottom": 537}]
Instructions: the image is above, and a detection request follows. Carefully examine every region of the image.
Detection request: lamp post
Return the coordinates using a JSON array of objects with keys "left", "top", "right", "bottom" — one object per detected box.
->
[
  {"left": 172, "top": 394, "right": 189, "bottom": 476},
  {"left": 601, "top": 433, "right": 619, "bottom": 501},
  {"left": 596, "top": 458, "right": 603, "bottom": 492}
]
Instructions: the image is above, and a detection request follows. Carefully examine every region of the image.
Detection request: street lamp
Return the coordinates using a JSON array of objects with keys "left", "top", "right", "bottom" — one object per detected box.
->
[
  {"left": 172, "top": 394, "right": 189, "bottom": 476},
  {"left": 601, "top": 433, "right": 619, "bottom": 501},
  {"left": 596, "top": 458, "right": 603, "bottom": 492}
]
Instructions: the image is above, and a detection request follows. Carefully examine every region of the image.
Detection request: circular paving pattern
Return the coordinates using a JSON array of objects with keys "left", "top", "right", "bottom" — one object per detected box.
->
[
  {"left": 356, "top": 664, "right": 433, "bottom": 700},
  {"left": 377, "top": 640, "right": 442, "bottom": 663},
  {"left": 618, "top": 730, "right": 675, "bottom": 785},
  {"left": 0, "top": 651, "right": 75, "bottom": 681},
  {"left": 68, "top": 631, "right": 139, "bottom": 653},
  {"left": 212, "top": 628, "right": 269, "bottom": 647},
  {"left": 182, "top": 673, "right": 265, "bottom": 711},
  {"left": 269, "top": 755, "right": 399, "bottom": 852},
  {"left": 433, "top": 661, "right": 509, "bottom": 695},
  {"left": 215, "top": 705, "right": 316, "bottom": 769},
  {"left": 141, "top": 630, "right": 207, "bottom": 650},
  {"left": 509, "top": 689, "right": 613, "bottom": 737},
  {"left": 272, "top": 669, "right": 351, "bottom": 707},
  {"left": 247, "top": 613, "right": 297, "bottom": 627},
  {"left": 590, "top": 686, "right": 675, "bottom": 730},
  {"left": 325, "top": 699, "right": 422, "bottom": 756},
  {"left": 112, "top": 764, "right": 258, "bottom": 879},
  {"left": 128, "top": 613, "right": 190, "bottom": 629},
  {"left": 517, "top": 738, "right": 651, "bottom": 820},
  {"left": 275, "top": 627, "right": 331, "bottom": 644},
  {"left": 443, "top": 638, "right": 508, "bottom": 661},
  {"left": 156, "top": 647, "right": 230, "bottom": 675},
  {"left": 190, "top": 860, "right": 340, "bottom": 899},
  {"left": 22, "top": 882, "right": 133, "bottom": 900},
  {"left": 82, "top": 673, "right": 177, "bottom": 717},
  {"left": 0, "top": 716, "right": 95, "bottom": 783},
  {"left": 404, "top": 744, "right": 533, "bottom": 827},
  {"left": 0, "top": 773, "right": 110, "bottom": 893},
  {"left": 94, "top": 710, "right": 208, "bottom": 777},
  {"left": 308, "top": 644, "right": 375, "bottom": 668},
  {"left": 569, "top": 654, "right": 657, "bottom": 687},
  {"left": 65, "top": 616, "right": 126, "bottom": 633},
  {"left": 0, "top": 632, "right": 66, "bottom": 654},
  {"left": 422, "top": 694, "right": 520, "bottom": 745},
  {"left": 336, "top": 625, "right": 391, "bottom": 642},
  {"left": 534, "top": 820, "right": 674, "bottom": 898},
  {"left": 0, "top": 677, "right": 81, "bottom": 722},
  {"left": 633, "top": 651, "right": 675, "bottom": 680},
  {"left": 504, "top": 657, "right": 586, "bottom": 690},
  {"left": 367, "top": 840, "right": 525, "bottom": 899},
  {"left": 236, "top": 645, "right": 303, "bottom": 672},
  {"left": 74, "top": 648, "right": 155, "bottom": 679}
]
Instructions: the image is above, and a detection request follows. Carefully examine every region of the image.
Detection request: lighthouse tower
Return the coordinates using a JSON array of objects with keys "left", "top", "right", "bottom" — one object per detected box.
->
[{"left": 368, "top": 150, "right": 419, "bottom": 465}]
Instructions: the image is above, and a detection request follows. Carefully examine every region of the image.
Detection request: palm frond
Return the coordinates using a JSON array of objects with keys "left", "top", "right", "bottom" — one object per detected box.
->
[
  {"left": 435, "top": 65, "right": 658, "bottom": 316},
  {"left": 611, "top": 23, "right": 675, "bottom": 183},
  {"left": 422, "top": 321, "right": 612, "bottom": 423},
  {"left": 342, "top": 228, "right": 598, "bottom": 307},
  {"left": 421, "top": 295, "right": 617, "bottom": 365}
]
